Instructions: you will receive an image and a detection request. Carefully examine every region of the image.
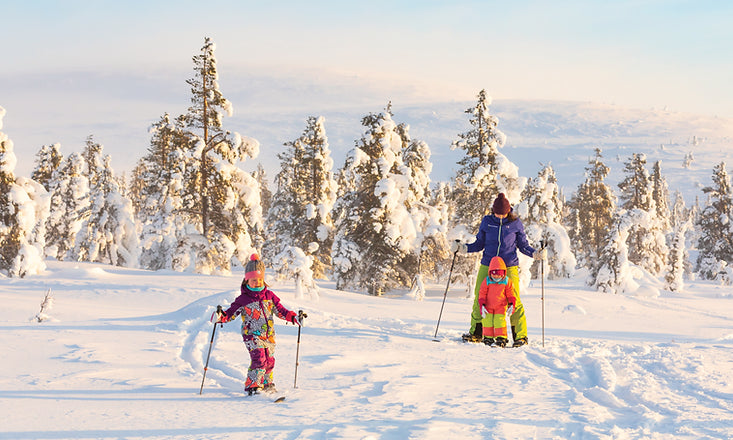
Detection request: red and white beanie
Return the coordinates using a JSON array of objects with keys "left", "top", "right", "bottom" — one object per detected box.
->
[{"left": 244, "top": 254, "right": 265, "bottom": 280}]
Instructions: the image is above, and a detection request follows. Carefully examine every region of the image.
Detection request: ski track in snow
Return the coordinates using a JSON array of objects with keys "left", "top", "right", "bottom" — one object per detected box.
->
[{"left": 174, "top": 290, "right": 733, "bottom": 440}]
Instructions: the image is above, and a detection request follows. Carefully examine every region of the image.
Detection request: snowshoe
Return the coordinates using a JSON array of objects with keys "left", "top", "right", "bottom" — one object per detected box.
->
[
  {"left": 462, "top": 333, "right": 483, "bottom": 343},
  {"left": 494, "top": 337, "right": 508, "bottom": 348},
  {"left": 482, "top": 337, "right": 495, "bottom": 346},
  {"left": 512, "top": 337, "right": 529, "bottom": 348}
]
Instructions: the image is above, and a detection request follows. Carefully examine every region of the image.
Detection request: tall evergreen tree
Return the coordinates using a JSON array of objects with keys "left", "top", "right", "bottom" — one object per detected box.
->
[
  {"left": 567, "top": 148, "right": 616, "bottom": 267},
  {"left": 449, "top": 90, "right": 524, "bottom": 290},
  {"left": 74, "top": 144, "right": 139, "bottom": 267},
  {"left": 31, "top": 143, "right": 63, "bottom": 191},
  {"left": 181, "top": 37, "right": 261, "bottom": 273},
  {"left": 696, "top": 161, "right": 733, "bottom": 281},
  {"left": 519, "top": 164, "right": 576, "bottom": 279},
  {"left": 617, "top": 153, "right": 668, "bottom": 275},
  {"left": 45, "top": 153, "right": 89, "bottom": 261},
  {"left": 0, "top": 108, "right": 49, "bottom": 277},
  {"left": 590, "top": 209, "right": 650, "bottom": 294},
  {"left": 135, "top": 113, "right": 201, "bottom": 271},
  {"left": 266, "top": 116, "right": 337, "bottom": 280},
  {"left": 331, "top": 106, "right": 420, "bottom": 295}
]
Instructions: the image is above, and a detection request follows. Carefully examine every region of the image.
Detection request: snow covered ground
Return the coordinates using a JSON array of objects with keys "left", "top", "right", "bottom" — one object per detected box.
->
[{"left": 2, "top": 260, "right": 732, "bottom": 440}]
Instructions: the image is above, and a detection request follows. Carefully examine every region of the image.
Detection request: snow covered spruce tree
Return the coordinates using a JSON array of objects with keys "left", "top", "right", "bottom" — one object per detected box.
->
[
  {"left": 616, "top": 153, "right": 668, "bottom": 275},
  {"left": 665, "top": 191, "right": 693, "bottom": 292},
  {"left": 696, "top": 161, "right": 733, "bottom": 283},
  {"left": 45, "top": 152, "right": 89, "bottom": 260},
  {"left": 0, "top": 107, "right": 49, "bottom": 277},
  {"left": 134, "top": 113, "right": 206, "bottom": 271},
  {"left": 31, "top": 143, "right": 63, "bottom": 191},
  {"left": 331, "top": 105, "right": 431, "bottom": 295},
  {"left": 566, "top": 148, "right": 616, "bottom": 268},
  {"left": 396, "top": 116, "right": 447, "bottom": 299},
  {"left": 590, "top": 209, "right": 651, "bottom": 294},
  {"left": 265, "top": 116, "right": 337, "bottom": 293},
  {"left": 180, "top": 37, "right": 261, "bottom": 274},
  {"left": 74, "top": 137, "right": 138, "bottom": 267},
  {"left": 517, "top": 164, "right": 576, "bottom": 279},
  {"left": 449, "top": 90, "right": 524, "bottom": 292}
]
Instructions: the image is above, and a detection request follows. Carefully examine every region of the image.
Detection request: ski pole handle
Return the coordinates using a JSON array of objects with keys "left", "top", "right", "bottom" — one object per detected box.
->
[{"left": 298, "top": 309, "right": 308, "bottom": 326}]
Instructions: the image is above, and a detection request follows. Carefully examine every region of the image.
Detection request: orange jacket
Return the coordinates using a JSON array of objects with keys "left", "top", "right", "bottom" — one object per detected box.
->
[{"left": 478, "top": 257, "right": 517, "bottom": 314}]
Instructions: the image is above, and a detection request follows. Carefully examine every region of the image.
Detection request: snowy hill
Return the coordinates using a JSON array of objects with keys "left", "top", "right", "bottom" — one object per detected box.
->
[
  {"left": 5, "top": 89, "right": 733, "bottom": 207},
  {"left": 2, "top": 260, "right": 732, "bottom": 439},
  {"left": 233, "top": 99, "right": 733, "bottom": 205}
]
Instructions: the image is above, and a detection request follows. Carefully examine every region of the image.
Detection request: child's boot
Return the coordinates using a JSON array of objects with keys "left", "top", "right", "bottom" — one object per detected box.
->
[
  {"left": 494, "top": 337, "right": 507, "bottom": 348},
  {"left": 482, "top": 337, "right": 494, "bottom": 346}
]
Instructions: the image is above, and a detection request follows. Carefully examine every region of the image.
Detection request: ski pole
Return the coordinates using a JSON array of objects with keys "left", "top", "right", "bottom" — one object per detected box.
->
[
  {"left": 199, "top": 305, "right": 223, "bottom": 395},
  {"left": 433, "top": 247, "right": 459, "bottom": 341},
  {"left": 539, "top": 241, "right": 546, "bottom": 348},
  {"left": 293, "top": 309, "right": 307, "bottom": 388}
]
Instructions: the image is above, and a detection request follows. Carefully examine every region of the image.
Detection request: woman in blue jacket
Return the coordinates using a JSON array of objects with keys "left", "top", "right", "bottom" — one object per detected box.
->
[{"left": 454, "top": 193, "right": 539, "bottom": 347}]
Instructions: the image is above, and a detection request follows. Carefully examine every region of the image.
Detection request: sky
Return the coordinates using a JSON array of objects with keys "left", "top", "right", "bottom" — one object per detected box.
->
[{"left": 2, "top": 0, "right": 733, "bottom": 177}]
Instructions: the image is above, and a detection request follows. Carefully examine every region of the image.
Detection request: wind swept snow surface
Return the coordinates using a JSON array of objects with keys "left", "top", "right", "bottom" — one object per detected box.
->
[{"left": 1, "top": 261, "right": 732, "bottom": 439}]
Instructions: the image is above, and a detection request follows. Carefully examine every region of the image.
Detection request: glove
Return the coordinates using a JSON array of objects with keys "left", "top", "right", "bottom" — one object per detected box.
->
[
  {"left": 506, "top": 304, "right": 514, "bottom": 316},
  {"left": 450, "top": 240, "right": 468, "bottom": 254},
  {"left": 218, "top": 312, "right": 230, "bottom": 323},
  {"left": 286, "top": 311, "right": 300, "bottom": 326},
  {"left": 480, "top": 305, "right": 488, "bottom": 318},
  {"left": 533, "top": 248, "right": 547, "bottom": 260}
]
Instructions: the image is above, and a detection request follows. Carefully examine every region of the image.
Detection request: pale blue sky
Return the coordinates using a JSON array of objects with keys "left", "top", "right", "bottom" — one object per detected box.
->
[
  {"left": 2, "top": 0, "right": 733, "bottom": 179},
  {"left": 3, "top": 0, "right": 732, "bottom": 115}
]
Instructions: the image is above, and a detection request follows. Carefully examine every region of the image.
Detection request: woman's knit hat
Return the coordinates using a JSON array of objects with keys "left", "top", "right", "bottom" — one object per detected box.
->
[
  {"left": 492, "top": 193, "right": 511, "bottom": 215},
  {"left": 244, "top": 253, "right": 265, "bottom": 280}
]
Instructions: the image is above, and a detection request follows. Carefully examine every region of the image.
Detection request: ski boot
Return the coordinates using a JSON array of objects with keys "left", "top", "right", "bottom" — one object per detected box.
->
[
  {"left": 246, "top": 387, "right": 261, "bottom": 396},
  {"left": 482, "top": 337, "right": 494, "bottom": 346},
  {"left": 512, "top": 337, "right": 529, "bottom": 348},
  {"left": 494, "top": 337, "right": 508, "bottom": 348}
]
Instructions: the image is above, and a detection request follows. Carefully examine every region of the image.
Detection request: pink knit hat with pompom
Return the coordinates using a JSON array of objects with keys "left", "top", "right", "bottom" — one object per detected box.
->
[{"left": 244, "top": 254, "right": 265, "bottom": 280}]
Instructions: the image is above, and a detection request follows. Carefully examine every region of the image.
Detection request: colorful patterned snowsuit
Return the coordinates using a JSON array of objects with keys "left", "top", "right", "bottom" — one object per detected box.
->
[
  {"left": 478, "top": 257, "right": 517, "bottom": 338},
  {"left": 223, "top": 285, "right": 296, "bottom": 392}
]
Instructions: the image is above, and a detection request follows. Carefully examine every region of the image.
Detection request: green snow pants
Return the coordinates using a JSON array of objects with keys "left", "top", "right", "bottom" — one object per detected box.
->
[{"left": 469, "top": 264, "right": 527, "bottom": 341}]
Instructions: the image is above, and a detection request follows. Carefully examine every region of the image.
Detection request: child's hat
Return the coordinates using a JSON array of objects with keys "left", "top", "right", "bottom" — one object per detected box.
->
[
  {"left": 244, "top": 253, "right": 265, "bottom": 280},
  {"left": 489, "top": 256, "right": 507, "bottom": 273}
]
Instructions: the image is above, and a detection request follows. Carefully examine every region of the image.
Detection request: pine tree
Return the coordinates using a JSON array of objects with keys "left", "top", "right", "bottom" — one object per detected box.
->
[
  {"left": 75, "top": 147, "right": 139, "bottom": 267},
  {"left": 254, "top": 164, "right": 273, "bottom": 219},
  {"left": 590, "top": 209, "right": 650, "bottom": 294},
  {"left": 0, "top": 109, "right": 49, "bottom": 277},
  {"left": 45, "top": 153, "right": 90, "bottom": 261},
  {"left": 567, "top": 148, "right": 616, "bottom": 268},
  {"left": 449, "top": 90, "right": 524, "bottom": 290},
  {"left": 696, "top": 161, "right": 733, "bottom": 281},
  {"left": 650, "top": 161, "right": 671, "bottom": 227},
  {"left": 31, "top": 143, "right": 63, "bottom": 191},
  {"left": 396, "top": 119, "right": 445, "bottom": 298},
  {"left": 617, "top": 153, "right": 668, "bottom": 275},
  {"left": 518, "top": 164, "right": 576, "bottom": 279},
  {"left": 265, "top": 116, "right": 337, "bottom": 280},
  {"left": 331, "top": 106, "right": 419, "bottom": 295},
  {"left": 181, "top": 37, "right": 261, "bottom": 273}
]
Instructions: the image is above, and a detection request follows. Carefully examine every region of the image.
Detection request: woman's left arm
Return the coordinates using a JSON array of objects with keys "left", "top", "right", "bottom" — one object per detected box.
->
[{"left": 515, "top": 220, "right": 536, "bottom": 257}]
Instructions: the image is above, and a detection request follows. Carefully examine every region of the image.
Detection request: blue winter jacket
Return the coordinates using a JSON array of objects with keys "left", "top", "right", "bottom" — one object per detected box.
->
[{"left": 466, "top": 212, "right": 535, "bottom": 267}]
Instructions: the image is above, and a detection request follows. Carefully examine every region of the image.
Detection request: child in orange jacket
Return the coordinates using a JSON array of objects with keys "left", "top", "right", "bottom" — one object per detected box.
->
[{"left": 478, "top": 256, "right": 517, "bottom": 347}]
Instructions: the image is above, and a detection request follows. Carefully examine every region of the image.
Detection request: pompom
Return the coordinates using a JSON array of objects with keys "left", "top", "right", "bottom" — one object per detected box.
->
[{"left": 250, "top": 253, "right": 259, "bottom": 261}]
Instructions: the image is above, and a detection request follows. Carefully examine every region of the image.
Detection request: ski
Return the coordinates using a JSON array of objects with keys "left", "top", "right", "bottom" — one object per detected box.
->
[{"left": 244, "top": 389, "right": 286, "bottom": 403}]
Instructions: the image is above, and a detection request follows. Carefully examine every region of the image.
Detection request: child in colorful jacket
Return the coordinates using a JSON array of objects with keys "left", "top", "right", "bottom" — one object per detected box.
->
[
  {"left": 478, "top": 256, "right": 517, "bottom": 348},
  {"left": 219, "top": 254, "right": 300, "bottom": 395}
]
